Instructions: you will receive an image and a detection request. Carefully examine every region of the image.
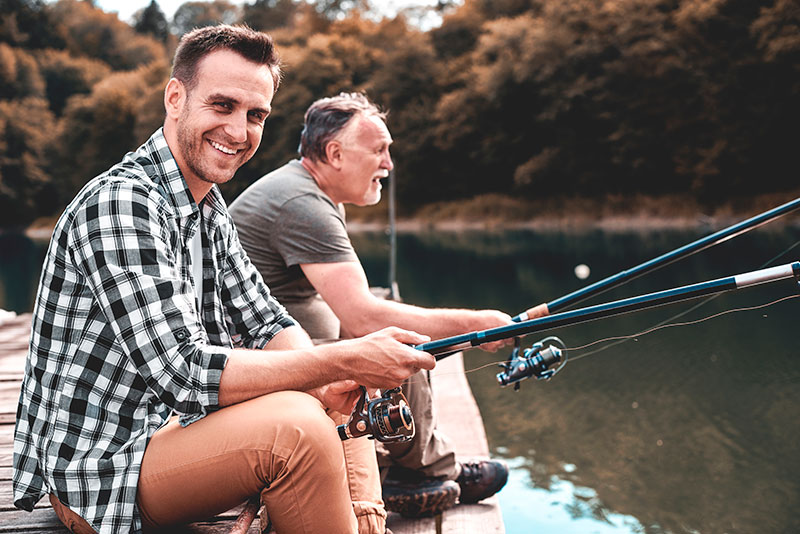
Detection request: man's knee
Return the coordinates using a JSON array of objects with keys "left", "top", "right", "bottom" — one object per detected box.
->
[{"left": 251, "top": 391, "right": 344, "bottom": 474}]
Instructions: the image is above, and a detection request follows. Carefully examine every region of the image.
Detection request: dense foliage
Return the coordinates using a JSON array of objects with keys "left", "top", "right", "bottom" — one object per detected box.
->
[{"left": 0, "top": 0, "right": 797, "bottom": 228}]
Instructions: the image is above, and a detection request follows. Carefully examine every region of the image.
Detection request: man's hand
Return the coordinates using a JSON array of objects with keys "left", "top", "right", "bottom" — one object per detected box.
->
[
  {"left": 309, "top": 380, "right": 363, "bottom": 414},
  {"left": 336, "top": 327, "right": 433, "bottom": 389},
  {"left": 468, "top": 310, "right": 514, "bottom": 352}
]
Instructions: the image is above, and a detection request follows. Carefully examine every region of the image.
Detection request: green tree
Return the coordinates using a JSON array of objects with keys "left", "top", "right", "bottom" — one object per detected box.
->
[
  {"left": 172, "top": 1, "right": 241, "bottom": 36},
  {"left": 241, "top": 0, "right": 299, "bottom": 31},
  {"left": 134, "top": 0, "right": 170, "bottom": 42}
]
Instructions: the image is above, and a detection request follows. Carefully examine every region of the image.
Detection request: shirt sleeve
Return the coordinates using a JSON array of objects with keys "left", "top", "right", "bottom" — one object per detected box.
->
[
  {"left": 68, "top": 180, "right": 229, "bottom": 420},
  {"left": 271, "top": 194, "right": 359, "bottom": 267},
  {"left": 218, "top": 214, "right": 298, "bottom": 350}
]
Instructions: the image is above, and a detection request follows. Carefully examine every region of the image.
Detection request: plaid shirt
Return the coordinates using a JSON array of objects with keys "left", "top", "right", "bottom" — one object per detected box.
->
[{"left": 13, "top": 128, "right": 296, "bottom": 534}]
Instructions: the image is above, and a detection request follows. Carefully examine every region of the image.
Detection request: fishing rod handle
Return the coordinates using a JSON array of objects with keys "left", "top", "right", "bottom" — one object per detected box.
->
[{"left": 512, "top": 303, "right": 549, "bottom": 323}]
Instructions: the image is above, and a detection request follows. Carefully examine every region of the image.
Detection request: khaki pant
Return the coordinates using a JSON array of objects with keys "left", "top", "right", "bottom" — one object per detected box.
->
[
  {"left": 378, "top": 370, "right": 460, "bottom": 480},
  {"left": 287, "top": 296, "right": 460, "bottom": 482},
  {"left": 51, "top": 391, "right": 385, "bottom": 534}
]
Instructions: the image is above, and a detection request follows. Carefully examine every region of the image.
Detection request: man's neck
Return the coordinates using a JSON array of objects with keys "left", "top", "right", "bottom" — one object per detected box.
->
[
  {"left": 163, "top": 122, "right": 213, "bottom": 205},
  {"left": 300, "top": 158, "right": 340, "bottom": 205}
]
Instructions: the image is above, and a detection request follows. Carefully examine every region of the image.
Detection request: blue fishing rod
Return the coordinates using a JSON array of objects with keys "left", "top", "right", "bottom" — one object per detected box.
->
[
  {"left": 416, "top": 197, "right": 800, "bottom": 388},
  {"left": 340, "top": 199, "right": 800, "bottom": 442}
]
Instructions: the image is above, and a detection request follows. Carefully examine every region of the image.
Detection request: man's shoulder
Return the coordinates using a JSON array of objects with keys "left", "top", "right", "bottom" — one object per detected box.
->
[
  {"left": 231, "top": 160, "right": 326, "bottom": 217},
  {"left": 255, "top": 160, "right": 318, "bottom": 196}
]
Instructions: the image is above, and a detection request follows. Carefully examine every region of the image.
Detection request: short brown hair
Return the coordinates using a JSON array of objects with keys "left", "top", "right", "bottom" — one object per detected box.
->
[
  {"left": 299, "top": 92, "right": 387, "bottom": 163},
  {"left": 171, "top": 24, "right": 281, "bottom": 92}
]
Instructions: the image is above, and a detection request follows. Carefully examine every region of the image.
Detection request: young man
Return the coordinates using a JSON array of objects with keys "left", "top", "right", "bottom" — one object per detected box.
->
[
  {"left": 230, "top": 92, "right": 528, "bottom": 517},
  {"left": 13, "top": 27, "right": 432, "bottom": 534}
]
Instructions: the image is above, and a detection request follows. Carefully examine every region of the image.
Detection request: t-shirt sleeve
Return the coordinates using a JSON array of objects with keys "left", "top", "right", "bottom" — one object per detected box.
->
[{"left": 271, "top": 193, "right": 359, "bottom": 267}]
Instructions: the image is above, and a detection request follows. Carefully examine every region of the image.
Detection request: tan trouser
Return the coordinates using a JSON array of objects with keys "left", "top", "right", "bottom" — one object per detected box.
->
[
  {"left": 378, "top": 370, "right": 460, "bottom": 480},
  {"left": 51, "top": 391, "right": 385, "bottom": 534},
  {"left": 285, "top": 297, "right": 460, "bottom": 482}
]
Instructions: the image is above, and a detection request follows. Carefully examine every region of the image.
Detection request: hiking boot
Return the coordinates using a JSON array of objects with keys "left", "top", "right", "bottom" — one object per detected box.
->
[
  {"left": 456, "top": 460, "right": 509, "bottom": 504},
  {"left": 382, "top": 473, "right": 460, "bottom": 518}
]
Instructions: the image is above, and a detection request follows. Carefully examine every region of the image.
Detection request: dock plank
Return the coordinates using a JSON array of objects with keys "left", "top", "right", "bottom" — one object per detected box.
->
[{"left": 1, "top": 314, "right": 503, "bottom": 533}]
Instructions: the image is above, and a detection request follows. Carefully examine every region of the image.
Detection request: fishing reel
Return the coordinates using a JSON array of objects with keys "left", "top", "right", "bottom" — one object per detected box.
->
[
  {"left": 497, "top": 336, "right": 567, "bottom": 390},
  {"left": 337, "top": 386, "right": 415, "bottom": 443}
]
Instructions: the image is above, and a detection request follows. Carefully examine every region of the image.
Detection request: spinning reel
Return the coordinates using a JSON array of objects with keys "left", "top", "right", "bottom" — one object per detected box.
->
[
  {"left": 337, "top": 386, "right": 415, "bottom": 443},
  {"left": 497, "top": 336, "right": 568, "bottom": 390}
]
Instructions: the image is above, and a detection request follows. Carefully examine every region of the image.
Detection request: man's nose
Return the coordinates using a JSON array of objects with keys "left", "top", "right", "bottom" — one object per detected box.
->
[
  {"left": 382, "top": 150, "right": 394, "bottom": 171},
  {"left": 224, "top": 111, "right": 249, "bottom": 144}
]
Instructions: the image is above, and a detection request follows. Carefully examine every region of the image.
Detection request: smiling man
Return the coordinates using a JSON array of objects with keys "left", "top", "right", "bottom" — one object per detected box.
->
[
  {"left": 12, "top": 27, "right": 432, "bottom": 534},
  {"left": 230, "top": 93, "right": 514, "bottom": 518}
]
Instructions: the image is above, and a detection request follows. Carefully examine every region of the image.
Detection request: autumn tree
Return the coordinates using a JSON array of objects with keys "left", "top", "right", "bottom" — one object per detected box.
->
[
  {"left": 35, "top": 49, "right": 110, "bottom": 115},
  {"left": 50, "top": 0, "right": 166, "bottom": 71},
  {"left": 0, "top": 97, "right": 57, "bottom": 227}
]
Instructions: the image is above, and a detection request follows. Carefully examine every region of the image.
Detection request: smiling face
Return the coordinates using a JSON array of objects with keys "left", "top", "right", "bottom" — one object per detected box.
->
[
  {"left": 336, "top": 114, "right": 393, "bottom": 206},
  {"left": 164, "top": 49, "right": 274, "bottom": 201}
]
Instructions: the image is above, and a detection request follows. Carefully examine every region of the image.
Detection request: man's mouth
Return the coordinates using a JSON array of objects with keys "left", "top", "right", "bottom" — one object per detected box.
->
[{"left": 209, "top": 139, "right": 238, "bottom": 155}]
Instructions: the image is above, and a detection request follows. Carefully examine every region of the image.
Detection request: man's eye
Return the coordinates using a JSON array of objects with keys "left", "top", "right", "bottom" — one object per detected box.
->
[{"left": 214, "top": 102, "right": 231, "bottom": 110}]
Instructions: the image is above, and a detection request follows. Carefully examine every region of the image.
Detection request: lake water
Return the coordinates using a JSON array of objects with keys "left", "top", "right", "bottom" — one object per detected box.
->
[{"left": 3, "top": 225, "right": 800, "bottom": 533}]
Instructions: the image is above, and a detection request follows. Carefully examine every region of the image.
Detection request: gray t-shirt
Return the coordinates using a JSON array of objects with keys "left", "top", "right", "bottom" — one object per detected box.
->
[{"left": 229, "top": 160, "right": 358, "bottom": 339}]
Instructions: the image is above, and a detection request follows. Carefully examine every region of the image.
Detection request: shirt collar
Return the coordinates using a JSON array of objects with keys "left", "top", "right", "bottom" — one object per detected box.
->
[{"left": 123, "top": 128, "right": 231, "bottom": 222}]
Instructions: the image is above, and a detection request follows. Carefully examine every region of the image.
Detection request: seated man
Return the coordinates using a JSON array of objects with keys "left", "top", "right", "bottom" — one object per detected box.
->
[
  {"left": 230, "top": 92, "right": 518, "bottom": 516},
  {"left": 12, "top": 27, "right": 432, "bottom": 534}
]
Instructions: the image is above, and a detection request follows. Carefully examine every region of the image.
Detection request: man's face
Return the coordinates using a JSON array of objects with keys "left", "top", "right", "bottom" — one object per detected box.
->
[
  {"left": 175, "top": 49, "right": 274, "bottom": 187},
  {"left": 337, "top": 114, "right": 393, "bottom": 206}
]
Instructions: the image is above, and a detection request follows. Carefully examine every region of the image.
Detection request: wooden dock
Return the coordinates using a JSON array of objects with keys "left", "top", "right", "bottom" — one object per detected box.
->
[{"left": 0, "top": 312, "right": 504, "bottom": 533}]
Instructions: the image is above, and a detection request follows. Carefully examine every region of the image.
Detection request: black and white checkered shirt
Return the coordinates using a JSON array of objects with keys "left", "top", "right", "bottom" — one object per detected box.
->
[{"left": 13, "top": 128, "right": 296, "bottom": 534}]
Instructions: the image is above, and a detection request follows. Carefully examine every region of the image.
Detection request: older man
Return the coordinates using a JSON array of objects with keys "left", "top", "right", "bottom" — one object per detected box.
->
[
  {"left": 13, "top": 29, "right": 430, "bottom": 534},
  {"left": 230, "top": 93, "right": 514, "bottom": 517}
]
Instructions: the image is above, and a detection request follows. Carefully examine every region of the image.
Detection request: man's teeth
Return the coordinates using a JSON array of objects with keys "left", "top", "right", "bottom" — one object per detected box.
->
[{"left": 210, "top": 140, "right": 236, "bottom": 155}]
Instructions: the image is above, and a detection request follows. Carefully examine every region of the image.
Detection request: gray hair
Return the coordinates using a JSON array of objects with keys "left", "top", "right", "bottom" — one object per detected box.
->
[{"left": 299, "top": 92, "right": 387, "bottom": 163}]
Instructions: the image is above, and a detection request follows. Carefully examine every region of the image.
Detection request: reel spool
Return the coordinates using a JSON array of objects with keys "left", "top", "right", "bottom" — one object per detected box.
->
[
  {"left": 337, "top": 386, "right": 415, "bottom": 443},
  {"left": 497, "top": 336, "right": 568, "bottom": 390}
]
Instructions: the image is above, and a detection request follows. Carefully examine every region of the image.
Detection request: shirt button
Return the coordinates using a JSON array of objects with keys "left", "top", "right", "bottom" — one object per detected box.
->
[{"left": 175, "top": 329, "right": 188, "bottom": 341}]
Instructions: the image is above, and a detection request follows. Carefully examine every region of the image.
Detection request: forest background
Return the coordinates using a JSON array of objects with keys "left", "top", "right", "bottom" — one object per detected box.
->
[{"left": 1, "top": 0, "right": 798, "bottom": 230}]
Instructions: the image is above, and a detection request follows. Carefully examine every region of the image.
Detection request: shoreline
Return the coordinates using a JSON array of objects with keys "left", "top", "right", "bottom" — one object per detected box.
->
[
  {"left": 346, "top": 213, "right": 800, "bottom": 234},
  {"left": 11, "top": 193, "right": 800, "bottom": 239},
  {"left": 15, "top": 212, "right": 800, "bottom": 240}
]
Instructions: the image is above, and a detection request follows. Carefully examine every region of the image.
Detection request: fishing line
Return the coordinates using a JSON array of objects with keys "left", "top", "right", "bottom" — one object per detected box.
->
[
  {"left": 457, "top": 292, "right": 800, "bottom": 377},
  {"left": 561, "top": 237, "right": 800, "bottom": 360}
]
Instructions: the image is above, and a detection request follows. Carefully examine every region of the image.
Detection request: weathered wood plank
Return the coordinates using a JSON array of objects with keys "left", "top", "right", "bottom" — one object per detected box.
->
[{"left": 386, "top": 353, "right": 504, "bottom": 534}]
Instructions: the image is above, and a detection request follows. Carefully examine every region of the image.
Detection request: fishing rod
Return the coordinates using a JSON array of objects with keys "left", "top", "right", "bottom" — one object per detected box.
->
[
  {"left": 515, "top": 196, "right": 800, "bottom": 321},
  {"left": 415, "top": 261, "right": 800, "bottom": 386},
  {"left": 419, "top": 197, "right": 800, "bottom": 374},
  {"left": 341, "top": 199, "right": 800, "bottom": 442}
]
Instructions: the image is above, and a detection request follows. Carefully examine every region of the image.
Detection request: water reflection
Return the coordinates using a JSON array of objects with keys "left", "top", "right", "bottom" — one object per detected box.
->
[
  {"left": 0, "top": 233, "right": 48, "bottom": 313},
  {"left": 352, "top": 226, "right": 800, "bottom": 534}
]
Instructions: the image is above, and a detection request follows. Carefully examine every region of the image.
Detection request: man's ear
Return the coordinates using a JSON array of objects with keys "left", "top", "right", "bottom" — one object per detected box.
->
[
  {"left": 164, "top": 78, "right": 186, "bottom": 120},
  {"left": 325, "top": 140, "right": 345, "bottom": 171}
]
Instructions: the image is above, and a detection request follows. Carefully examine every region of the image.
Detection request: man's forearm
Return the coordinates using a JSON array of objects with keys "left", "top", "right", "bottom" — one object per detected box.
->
[{"left": 341, "top": 297, "right": 507, "bottom": 340}]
